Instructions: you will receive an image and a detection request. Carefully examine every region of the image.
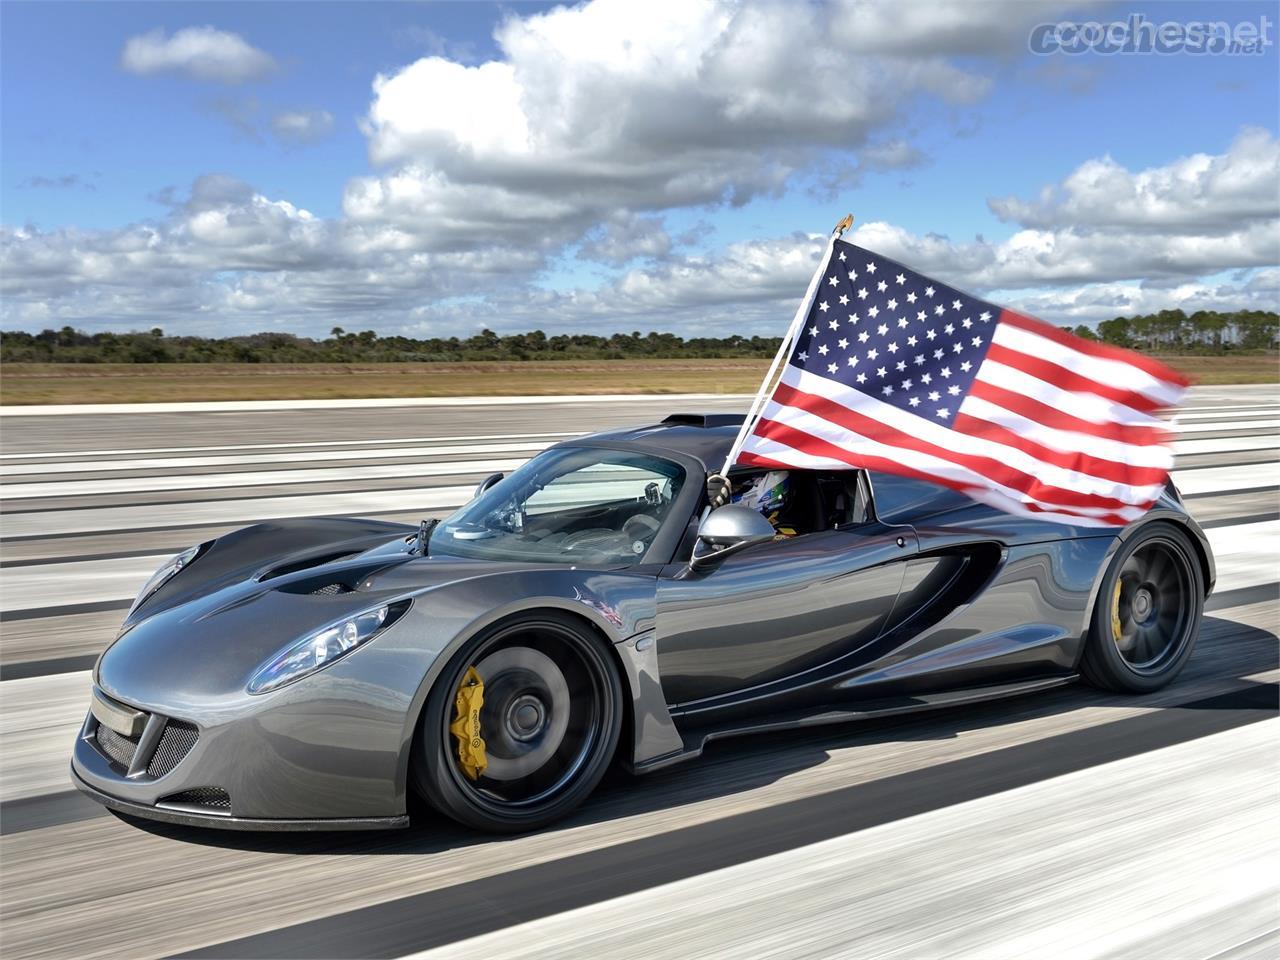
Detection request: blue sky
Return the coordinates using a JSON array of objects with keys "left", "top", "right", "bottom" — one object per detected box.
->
[{"left": 2, "top": 0, "right": 1276, "bottom": 336}]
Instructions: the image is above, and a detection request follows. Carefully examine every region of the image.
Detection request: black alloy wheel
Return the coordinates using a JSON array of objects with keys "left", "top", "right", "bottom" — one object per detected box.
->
[
  {"left": 414, "top": 611, "right": 623, "bottom": 832},
  {"left": 1081, "top": 522, "right": 1204, "bottom": 693}
]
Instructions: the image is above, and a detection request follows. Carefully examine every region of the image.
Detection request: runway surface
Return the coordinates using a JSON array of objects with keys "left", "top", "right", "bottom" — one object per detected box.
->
[{"left": 0, "top": 385, "right": 1276, "bottom": 959}]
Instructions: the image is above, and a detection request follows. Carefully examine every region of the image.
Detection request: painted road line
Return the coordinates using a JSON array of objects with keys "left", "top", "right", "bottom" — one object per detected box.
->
[
  {"left": 0, "top": 393, "right": 755, "bottom": 417},
  {"left": 0, "top": 405, "right": 1269, "bottom": 461},
  {"left": 0, "top": 431, "right": 583, "bottom": 460},
  {"left": 1173, "top": 419, "right": 1280, "bottom": 434},
  {"left": 3, "top": 432, "right": 1276, "bottom": 481},
  {"left": 1206, "top": 519, "right": 1280, "bottom": 595},
  {"left": 0, "top": 486, "right": 476, "bottom": 539},
  {"left": 1174, "top": 407, "right": 1280, "bottom": 420},
  {"left": 1173, "top": 435, "right": 1279, "bottom": 456},
  {"left": 0, "top": 443, "right": 548, "bottom": 477},
  {"left": 0, "top": 555, "right": 167, "bottom": 613},
  {"left": 402, "top": 720, "right": 1279, "bottom": 960},
  {"left": 1172, "top": 462, "right": 1280, "bottom": 496},
  {"left": 0, "top": 457, "right": 531, "bottom": 500},
  {"left": 0, "top": 670, "right": 91, "bottom": 802}
]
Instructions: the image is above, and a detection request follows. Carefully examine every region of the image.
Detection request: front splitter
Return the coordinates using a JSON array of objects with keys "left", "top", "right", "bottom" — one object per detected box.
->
[{"left": 70, "top": 767, "right": 410, "bottom": 832}]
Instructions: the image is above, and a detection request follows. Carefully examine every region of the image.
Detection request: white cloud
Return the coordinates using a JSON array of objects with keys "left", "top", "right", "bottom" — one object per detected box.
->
[
  {"left": 350, "top": 0, "right": 1065, "bottom": 250},
  {"left": 6, "top": 3, "right": 1273, "bottom": 339},
  {"left": 849, "top": 219, "right": 1278, "bottom": 288},
  {"left": 989, "top": 272, "right": 1280, "bottom": 327},
  {"left": 0, "top": 175, "right": 543, "bottom": 333},
  {"left": 271, "top": 109, "right": 336, "bottom": 144},
  {"left": 577, "top": 215, "right": 672, "bottom": 265},
  {"left": 121, "top": 27, "right": 276, "bottom": 83},
  {"left": 988, "top": 127, "right": 1280, "bottom": 233}
]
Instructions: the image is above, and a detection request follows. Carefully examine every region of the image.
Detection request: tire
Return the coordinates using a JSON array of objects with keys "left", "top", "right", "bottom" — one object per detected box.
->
[
  {"left": 1080, "top": 522, "right": 1204, "bottom": 693},
  {"left": 412, "top": 611, "right": 623, "bottom": 833}
]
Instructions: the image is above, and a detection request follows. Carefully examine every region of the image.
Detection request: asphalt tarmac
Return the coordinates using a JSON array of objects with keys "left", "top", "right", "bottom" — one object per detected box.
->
[{"left": 0, "top": 385, "right": 1276, "bottom": 959}]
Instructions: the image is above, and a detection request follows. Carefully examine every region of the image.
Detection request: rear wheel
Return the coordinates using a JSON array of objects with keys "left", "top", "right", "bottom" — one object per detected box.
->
[
  {"left": 1081, "top": 523, "right": 1204, "bottom": 693},
  {"left": 413, "top": 612, "right": 623, "bottom": 833}
]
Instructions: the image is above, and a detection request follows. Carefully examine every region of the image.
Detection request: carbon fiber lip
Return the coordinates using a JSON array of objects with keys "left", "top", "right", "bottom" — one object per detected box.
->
[{"left": 70, "top": 767, "right": 409, "bottom": 832}]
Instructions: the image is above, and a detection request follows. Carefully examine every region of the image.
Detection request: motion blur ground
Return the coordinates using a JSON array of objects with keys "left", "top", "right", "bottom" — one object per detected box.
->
[{"left": 0, "top": 386, "right": 1276, "bottom": 958}]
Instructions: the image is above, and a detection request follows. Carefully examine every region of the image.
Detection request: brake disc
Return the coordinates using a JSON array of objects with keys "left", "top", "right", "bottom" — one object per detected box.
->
[{"left": 449, "top": 666, "right": 487, "bottom": 780}]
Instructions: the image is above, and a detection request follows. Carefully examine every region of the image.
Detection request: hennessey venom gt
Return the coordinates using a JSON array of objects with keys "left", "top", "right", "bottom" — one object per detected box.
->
[{"left": 72, "top": 413, "right": 1213, "bottom": 833}]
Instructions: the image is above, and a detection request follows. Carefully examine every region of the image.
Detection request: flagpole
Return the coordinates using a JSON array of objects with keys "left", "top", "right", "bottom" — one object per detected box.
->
[{"left": 708, "top": 214, "right": 853, "bottom": 502}]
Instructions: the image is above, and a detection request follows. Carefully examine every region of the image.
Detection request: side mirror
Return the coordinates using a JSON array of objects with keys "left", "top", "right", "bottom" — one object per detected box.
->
[
  {"left": 690, "top": 505, "right": 775, "bottom": 570},
  {"left": 473, "top": 472, "right": 504, "bottom": 500}
]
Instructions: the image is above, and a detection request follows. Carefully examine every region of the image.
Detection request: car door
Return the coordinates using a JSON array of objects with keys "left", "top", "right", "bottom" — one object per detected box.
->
[{"left": 654, "top": 520, "right": 918, "bottom": 722}]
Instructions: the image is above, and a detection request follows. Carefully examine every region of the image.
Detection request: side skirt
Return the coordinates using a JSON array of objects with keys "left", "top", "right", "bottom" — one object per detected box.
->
[{"left": 628, "top": 675, "right": 1079, "bottom": 775}]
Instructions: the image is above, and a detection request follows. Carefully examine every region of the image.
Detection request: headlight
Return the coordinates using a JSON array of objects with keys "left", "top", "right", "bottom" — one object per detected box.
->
[
  {"left": 247, "top": 600, "right": 410, "bottom": 695},
  {"left": 129, "top": 544, "right": 203, "bottom": 614}
]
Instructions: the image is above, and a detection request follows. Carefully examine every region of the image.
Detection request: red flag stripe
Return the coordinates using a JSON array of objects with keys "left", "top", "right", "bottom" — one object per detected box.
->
[
  {"left": 967, "top": 379, "right": 1172, "bottom": 447},
  {"left": 990, "top": 321, "right": 1182, "bottom": 408},
  {"left": 958, "top": 484, "right": 1140, "bottom": 528},
  {"left": 767, "top": 383, "right": 1154, "bottom": 511},
  {"left": 952, "top": 411, "right": 1171, "bottom": 487},
  {"left": 983, "top": 342, "right": 1163, "bottom": 416},
  {"left": 975, "top": 358, "right": 1167, "bottom": 431},
  {"left": 957, "top": 395, "right": 1173, "bottom": 469},
  {"left": 741, "top": 421, "right": 1145, "bottom": 526},
  {"left": 1000, "top": 310, "right": 1191, "bottom": 388}
]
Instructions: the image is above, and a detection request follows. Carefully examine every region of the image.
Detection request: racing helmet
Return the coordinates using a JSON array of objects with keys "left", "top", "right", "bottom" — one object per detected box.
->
[{"left": 733, "top": 470, "right": 791, "bottom": 517}]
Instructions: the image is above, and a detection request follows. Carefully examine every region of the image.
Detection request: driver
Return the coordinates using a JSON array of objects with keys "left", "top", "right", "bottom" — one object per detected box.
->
[{"left": 732, "top": 470, "right": 797, "bottom": 537}]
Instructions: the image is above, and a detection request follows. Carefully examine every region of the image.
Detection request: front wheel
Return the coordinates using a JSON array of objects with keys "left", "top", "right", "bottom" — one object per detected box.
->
[
  {"left": 413, "top": 612, "right": 623, "bottom": 833},
  {"left": 1080, "top": 522, "right": 1204, "bottom": 693}
]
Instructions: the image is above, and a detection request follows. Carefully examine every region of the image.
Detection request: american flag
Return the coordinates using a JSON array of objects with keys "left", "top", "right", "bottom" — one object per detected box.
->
[{"left": 736, "top": 239, "right": 1188, "bottom": 527}]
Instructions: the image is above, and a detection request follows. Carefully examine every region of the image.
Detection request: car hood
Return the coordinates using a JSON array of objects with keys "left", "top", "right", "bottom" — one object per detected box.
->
[{"left": 97, "top": 517, "right": 577, "bottom": 708}]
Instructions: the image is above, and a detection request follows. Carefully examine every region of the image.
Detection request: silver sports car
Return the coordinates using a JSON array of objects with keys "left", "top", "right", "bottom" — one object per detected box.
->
[{"left": 72, "top": 413, "right": 1213, "bottom": 832}]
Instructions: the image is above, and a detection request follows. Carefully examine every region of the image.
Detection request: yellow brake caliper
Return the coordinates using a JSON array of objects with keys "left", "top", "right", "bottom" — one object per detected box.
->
[
  {"left": 449, "top": 666, "right": 487, "bottom": 780},
  {"left": 1111, "top": 580, "right": 1124, "bottom": 643}
]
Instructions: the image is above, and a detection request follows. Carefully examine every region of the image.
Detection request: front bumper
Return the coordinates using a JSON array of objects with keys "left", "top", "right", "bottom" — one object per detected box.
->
[{"left": 71, "top": 666, "right": 415, "bottom": 827}]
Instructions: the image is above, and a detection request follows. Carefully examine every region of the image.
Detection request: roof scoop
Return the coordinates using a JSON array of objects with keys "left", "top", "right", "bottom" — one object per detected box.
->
[{"left": 661, "top": 413, "right": 746, "bottom": 428}]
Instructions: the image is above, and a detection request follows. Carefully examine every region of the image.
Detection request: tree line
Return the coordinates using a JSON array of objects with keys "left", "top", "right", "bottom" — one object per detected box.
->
[{"left": 1, "top": 309, "right": 1275, "bottom": 364}]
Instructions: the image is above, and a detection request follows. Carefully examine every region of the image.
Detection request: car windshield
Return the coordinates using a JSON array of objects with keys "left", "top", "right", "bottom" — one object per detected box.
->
[{"left": 431, "top": 446, "right": 687, "bottom": 565}]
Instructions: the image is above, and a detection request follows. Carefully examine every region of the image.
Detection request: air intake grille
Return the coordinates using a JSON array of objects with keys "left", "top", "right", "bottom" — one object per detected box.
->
[
  {"left": 94, "top": 724, "right": 140, "bottom": 770},
  {"left": 159, "top": 787, "right": 231, "bottom": 812},
  {"left": 311, "top": 582, "right": 354, "bottom": 596},
  {"left": 147, "top": 720, "right": 200, "bottom": 777}
]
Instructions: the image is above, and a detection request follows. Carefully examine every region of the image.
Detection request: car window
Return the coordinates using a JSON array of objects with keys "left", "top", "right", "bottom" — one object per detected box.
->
[
  {"left": 725, "top": 468, "right": 870, "bottom": 536},
  {"left": 525, "top": 462, "right": 676, "bottom": 516},
  {"left": 432, "top": 447, "right": 685, "bottom": 564}
]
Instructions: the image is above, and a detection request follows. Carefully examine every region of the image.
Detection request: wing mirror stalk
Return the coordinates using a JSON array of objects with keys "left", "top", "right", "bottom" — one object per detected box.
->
[{"left": 688, "top": 505, "right": 776, "bottom": 572}]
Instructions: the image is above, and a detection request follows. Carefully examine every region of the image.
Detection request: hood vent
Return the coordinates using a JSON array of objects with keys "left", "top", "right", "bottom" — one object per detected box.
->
[{"left": 259, "top": 551, "right": 362, "bottom": 583}]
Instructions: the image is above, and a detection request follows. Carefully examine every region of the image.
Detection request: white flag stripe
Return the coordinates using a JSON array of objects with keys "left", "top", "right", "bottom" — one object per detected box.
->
[
  {"left": 975, "top": 360, "right": 1167, "bottom": 432},
  {"left": 780, "top": 367, "right": 1165, "bottom": 505},
  {"left": 991, "top": 324, "right": 1183, "bottom": 407},
  {"left": 958, "top": 395, "right": 1174, "bottom": 470},
  {"left": 740, "top": 424, "right": 1143, "bottom": 525}
]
